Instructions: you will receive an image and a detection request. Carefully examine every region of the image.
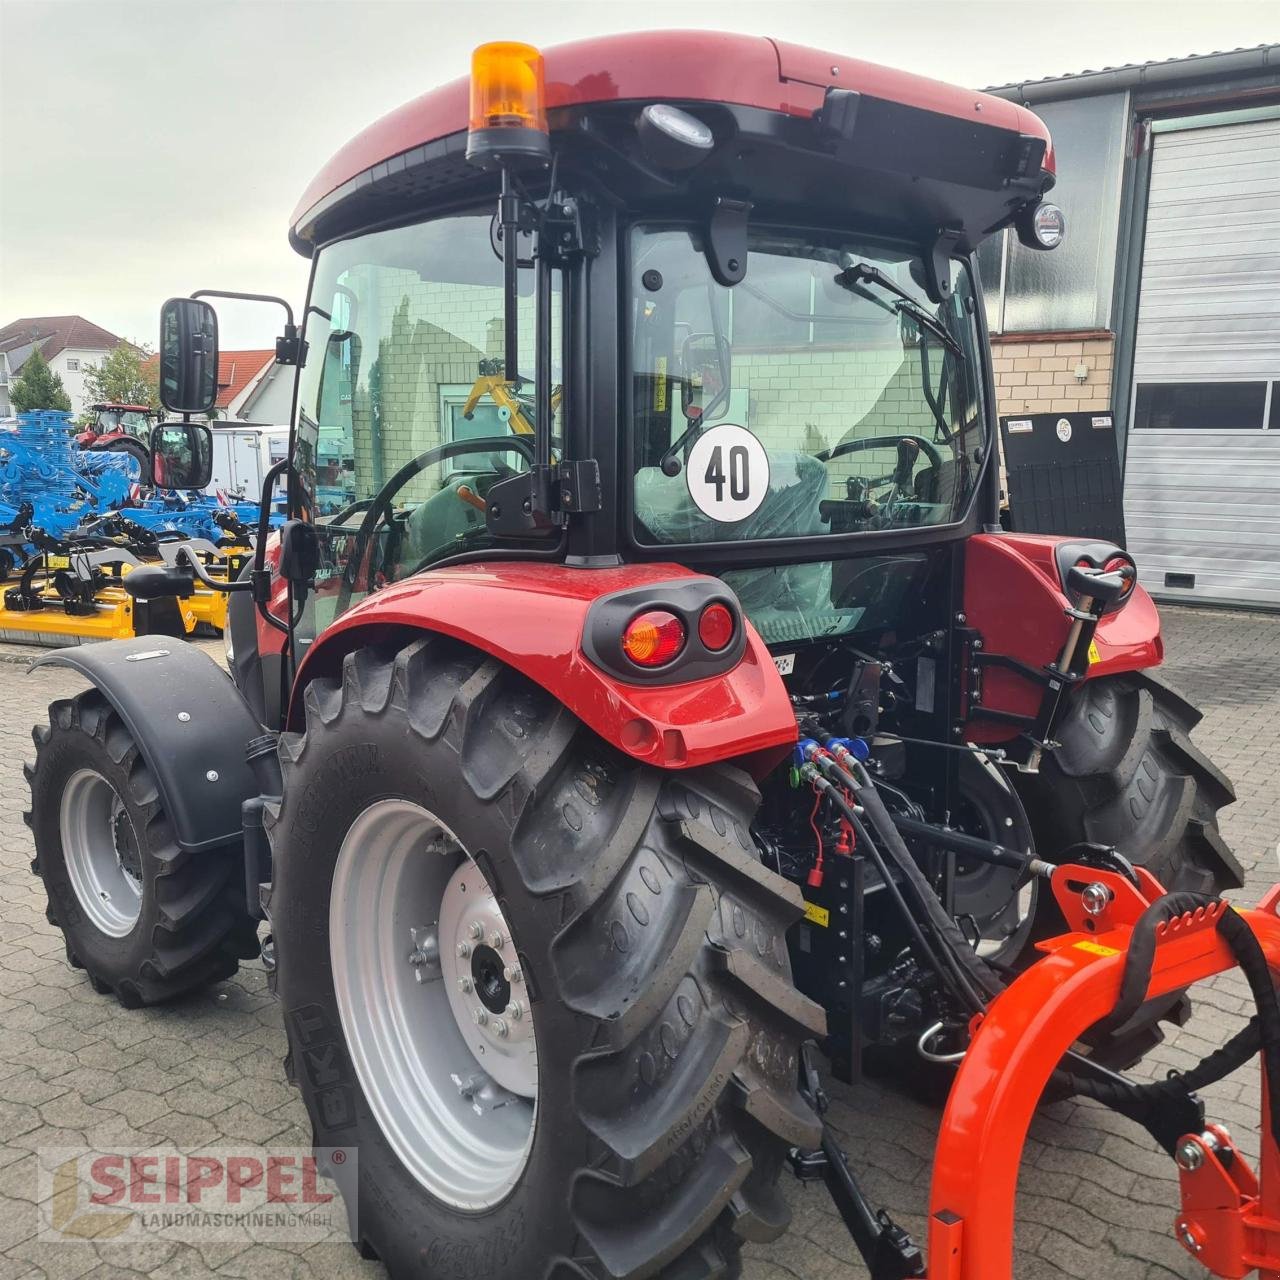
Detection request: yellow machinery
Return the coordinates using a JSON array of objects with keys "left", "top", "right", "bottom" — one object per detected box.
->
[{"left": 0, "top": 538, "right": 244, "bottom": 646}]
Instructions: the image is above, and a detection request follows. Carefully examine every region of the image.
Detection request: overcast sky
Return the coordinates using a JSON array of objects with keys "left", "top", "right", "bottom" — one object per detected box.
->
[{"left": 2, "top": 0, "right": 1276, "bottom": 351}]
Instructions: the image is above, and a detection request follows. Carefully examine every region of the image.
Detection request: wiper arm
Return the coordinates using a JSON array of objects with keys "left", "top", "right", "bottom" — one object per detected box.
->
[{"left": 834, "top": 262, "right": 963, "bottom": 358}]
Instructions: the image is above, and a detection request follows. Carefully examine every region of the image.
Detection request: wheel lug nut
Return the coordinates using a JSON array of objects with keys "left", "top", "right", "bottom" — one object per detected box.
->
[
  {"left": 505, "top": 1002, "right": 523, "bottom": 1021},
  {"left": 468, "top": 921, "right": 484, "bottom": 941},
  {"left": 473, "top": 1009, "right": 488, "bottom": 1027},
  {"left": 456, "top": 942, "right": 471, "bottom": 959},
  {"left": 457, "top": 976, "right": 473, "bottom": 994},
  {"left": 490, "top": 932, "right": 504, "bottom": 950},
  {"left": 504, "top": 966, "right": 523, "bottom": 984},
  {"left": 492, "top": 1018, "right": 509, "bottom": 1038}
]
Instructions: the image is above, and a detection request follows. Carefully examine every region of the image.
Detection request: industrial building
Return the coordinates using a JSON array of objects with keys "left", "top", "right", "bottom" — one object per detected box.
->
[{"left": 985, "top": 45, "right": 1280, "bottom": 608}]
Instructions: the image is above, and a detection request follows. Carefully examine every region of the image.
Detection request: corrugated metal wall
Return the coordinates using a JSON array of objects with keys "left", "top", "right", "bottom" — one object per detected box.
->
[{"left": 1124, "top": 115, "right": 1280, "bottom": 607}]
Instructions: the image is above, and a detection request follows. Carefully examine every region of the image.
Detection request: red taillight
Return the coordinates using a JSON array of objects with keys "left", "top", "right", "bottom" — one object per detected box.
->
[
  {"left": 622, "top": 610, "right": 686, "bottom": 667},
  {"left": 698, "top": 602, "right": 735, "bottom": 652},
  {"left": 1104, "top": 555, "right": 1136, "bottom": 598}
]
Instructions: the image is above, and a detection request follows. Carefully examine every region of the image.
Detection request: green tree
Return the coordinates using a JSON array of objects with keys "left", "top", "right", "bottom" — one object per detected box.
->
[
  {"left": 10, "top": 349, "right": 72, "bottom": 413},
  {"left": 81, "top": 343, "right": 159, "bottom": 413}
]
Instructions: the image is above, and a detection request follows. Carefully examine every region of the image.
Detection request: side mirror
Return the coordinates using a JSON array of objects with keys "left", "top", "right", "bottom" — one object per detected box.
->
[
  {"left": 150, "top": 422, "right": 214, "bottom": 490},
  {"left": 678, "top": 332, "right": 728, "bottom": 421},
  {"left": 159, "top": 297, "right": 219, "bottom": 414}
]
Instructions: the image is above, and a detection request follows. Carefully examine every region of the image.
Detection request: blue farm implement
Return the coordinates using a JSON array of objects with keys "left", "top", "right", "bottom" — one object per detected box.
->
[{"left": 0, "top": 412, "right": 264, "bottom": 645}]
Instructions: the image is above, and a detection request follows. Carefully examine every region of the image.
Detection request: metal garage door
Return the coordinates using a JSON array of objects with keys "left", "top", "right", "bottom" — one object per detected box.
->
[{"left": 1123, "top": 113, "right": 1280, "bottom": 607}]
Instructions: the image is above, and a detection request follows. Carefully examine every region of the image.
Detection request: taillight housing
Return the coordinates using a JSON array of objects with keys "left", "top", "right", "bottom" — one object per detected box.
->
[
  {"left": 622, "top": 610, "right": 687, "bottom": 668},
  {"left": 1055, "top": 541, "right": 1138, "bottom": 617},
  {"left": 582, "top": 580, "right": 748, "bottom": 685}
]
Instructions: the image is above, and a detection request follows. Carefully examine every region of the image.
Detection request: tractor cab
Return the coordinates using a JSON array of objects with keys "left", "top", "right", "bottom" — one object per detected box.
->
[
  {"left": 75, "top": 402, "right": 156, "bottom": 475},
  {"left": 77, "top": 402, "right": 155, "bottom": 446},
  {"left": 31, "top": 34, "right": 1269, "bottom": 1280}
]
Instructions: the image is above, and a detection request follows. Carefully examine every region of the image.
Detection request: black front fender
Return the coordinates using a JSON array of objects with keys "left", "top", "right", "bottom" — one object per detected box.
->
[{"left": 32, "top": 637, "right": 262, "bottom": 852}]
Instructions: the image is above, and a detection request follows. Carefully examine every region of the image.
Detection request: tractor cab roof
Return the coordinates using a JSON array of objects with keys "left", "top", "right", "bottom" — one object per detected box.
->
[{"left": 291, "top": 30, "right": 1055, "bottom": 259}]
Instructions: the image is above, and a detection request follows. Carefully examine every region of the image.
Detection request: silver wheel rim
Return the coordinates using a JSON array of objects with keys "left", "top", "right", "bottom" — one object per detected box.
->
[
  {"left": 329, "top": 799, "right": 537, "bottom": 1210},
  {"left": 59, "top": 769, "right": 143, "bottom": 938}
]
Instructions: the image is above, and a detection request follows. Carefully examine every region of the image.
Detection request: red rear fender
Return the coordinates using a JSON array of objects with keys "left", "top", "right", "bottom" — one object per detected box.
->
[
  {"left": 963, "top": 534, "right": 1162, "bottom": 743},
  {"left": 290, "top": 562, "right": 797, "bottom": 775}
]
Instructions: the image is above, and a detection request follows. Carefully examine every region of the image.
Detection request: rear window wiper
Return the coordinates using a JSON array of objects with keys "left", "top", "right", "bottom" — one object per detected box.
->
[{"left": 834, "top": 262, "right": 964, "bottom": 358}]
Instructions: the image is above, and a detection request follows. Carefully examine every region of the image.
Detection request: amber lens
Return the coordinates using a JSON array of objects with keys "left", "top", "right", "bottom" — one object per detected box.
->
[
  {"left": 622, "top": 610, "right": 687, "bottom": 667},
  {"left": 469, "top": 42, "right": 548, "bottom": 134}
]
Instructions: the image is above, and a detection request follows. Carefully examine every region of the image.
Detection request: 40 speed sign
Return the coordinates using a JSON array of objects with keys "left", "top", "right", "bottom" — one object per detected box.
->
[{"left": 685, "top": 423, "right": 770, "bottom": 523}]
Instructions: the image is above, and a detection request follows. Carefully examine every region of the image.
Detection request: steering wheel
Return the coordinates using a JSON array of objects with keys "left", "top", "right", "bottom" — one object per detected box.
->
[
  {"left": 334, "top": 435, "right": 534, "bottom": 615},
  {"left": 816, "top": 433, "right": 945, "bottom": 528},
  {"left": 817, "top": 433, "right": 943, "bottom": 471}
]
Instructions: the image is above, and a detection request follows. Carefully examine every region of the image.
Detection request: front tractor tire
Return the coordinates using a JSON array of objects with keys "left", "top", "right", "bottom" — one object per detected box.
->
[
  {"left": 26, "top": 690, "right": 259, "bottom": 1006},
  {"left": 1015, "top": 668, "right": 1243, "bottom": 1062},
  {"left": 267, "top": 636, "right": 823, "bottom": 1280}
]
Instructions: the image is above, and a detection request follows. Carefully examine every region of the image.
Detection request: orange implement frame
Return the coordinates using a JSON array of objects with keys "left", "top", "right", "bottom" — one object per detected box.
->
[{"left": 924, "top": 867, "right": 1280, "bottom": 1280}]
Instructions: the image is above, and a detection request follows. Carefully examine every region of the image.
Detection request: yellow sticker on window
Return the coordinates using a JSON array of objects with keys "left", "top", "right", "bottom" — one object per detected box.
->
[
  {"left": 1087, "top": 640, "right": 1101, "bottom": 665},
  {"left": 654, "top": 356, "right": 668, "bottom": 412},
  {"left": 803, "top": 901, "right": 830, "bottom": 928},
  {"left": 1073, "top": 939, "right": 1120, "bottom": 957}
]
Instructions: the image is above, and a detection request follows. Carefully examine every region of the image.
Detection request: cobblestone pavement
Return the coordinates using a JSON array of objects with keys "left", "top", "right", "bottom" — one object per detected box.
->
[{"left": 0, "top": 606, "right": 1277, "bottom": 1280}]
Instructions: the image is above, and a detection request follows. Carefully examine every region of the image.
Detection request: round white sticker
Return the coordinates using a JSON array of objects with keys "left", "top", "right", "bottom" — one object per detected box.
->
[
  {"left": 685, "top": 423, "right": 770, "bottom": 523},
  {"left": 1055, "top": 417, "right": 1073, "bottom": 443}
]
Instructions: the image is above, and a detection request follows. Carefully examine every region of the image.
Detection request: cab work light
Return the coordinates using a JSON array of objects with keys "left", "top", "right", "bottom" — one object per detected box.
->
[{"left": 466, "top": 41, "right": 551, "bottom": 166}]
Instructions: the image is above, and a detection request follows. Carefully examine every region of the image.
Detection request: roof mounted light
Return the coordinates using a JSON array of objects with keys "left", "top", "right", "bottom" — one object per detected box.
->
[
  {"left": 1015, "top": 201, "right": 1066, "bottom": 251},
  {"left": 466, "top": 41, "right": 550, "bottom": 169},
  {"left": 637, "top": 104, "right": 715, "bottom": 171}
]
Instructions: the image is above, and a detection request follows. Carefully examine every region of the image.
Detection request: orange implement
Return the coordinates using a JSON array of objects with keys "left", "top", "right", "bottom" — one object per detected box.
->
[{"left": 926, "top": 866, "right": 1280, "bottom": 1280}]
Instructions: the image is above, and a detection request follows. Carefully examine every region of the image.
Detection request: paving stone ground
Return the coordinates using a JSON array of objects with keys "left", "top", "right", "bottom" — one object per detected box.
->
[{"left": 0, "top": 605, "right": 1277, "bottom": 1279}]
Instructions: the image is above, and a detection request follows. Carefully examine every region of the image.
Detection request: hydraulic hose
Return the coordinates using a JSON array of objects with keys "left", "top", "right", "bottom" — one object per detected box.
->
[
  {"left": 809, "top": 748, "right": 1003, "bottom": 1008},
  {"left": 806, "top": 771, "right": 980, "bottom": 1013}
]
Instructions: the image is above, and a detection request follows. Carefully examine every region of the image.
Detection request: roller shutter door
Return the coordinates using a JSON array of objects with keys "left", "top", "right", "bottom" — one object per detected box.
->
[{"left": 1123, "top": 115, "right": 1280, "bottom": 607}]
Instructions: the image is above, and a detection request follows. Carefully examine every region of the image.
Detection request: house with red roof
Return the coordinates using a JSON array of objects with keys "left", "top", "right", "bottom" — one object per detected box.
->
[
  {"left": 140, "top": 349, "right": 287, "bottom": 423},
  {"left": 0, "top": 315, "right": 138, "bottom": 416}
]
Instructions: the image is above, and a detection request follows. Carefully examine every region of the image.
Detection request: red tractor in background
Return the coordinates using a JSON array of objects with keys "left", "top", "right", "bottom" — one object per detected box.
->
[
  {"left": 74, "top": 401, "right": 156, "bottom": 474},
  {"left": 25, "top": 33, "right": 1280, "bottom": 1280}
]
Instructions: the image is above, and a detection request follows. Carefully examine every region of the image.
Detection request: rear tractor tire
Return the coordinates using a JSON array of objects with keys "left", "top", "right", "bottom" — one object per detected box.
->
[
  {"left": 26, "top": 689, "right": 260, "bottom": 1007},
  {"left": 1015, "top": 668, "right": 1243, "bottom": 1065},
  {"left": 267, "top": 636, "right": 824, "bottom": 1280}
]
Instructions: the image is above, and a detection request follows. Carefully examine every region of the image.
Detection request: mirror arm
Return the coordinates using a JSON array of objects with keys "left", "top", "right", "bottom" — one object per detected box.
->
[{"left": 190, "top": 290, "right": 305, "bottom": 366}]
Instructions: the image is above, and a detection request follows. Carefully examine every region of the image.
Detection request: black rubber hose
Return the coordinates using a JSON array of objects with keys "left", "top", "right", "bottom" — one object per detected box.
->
[
  {"left": 1216, "top": 907, "right": 1280, "bottom": 1148},
  {"left": 815, "top": 753, "right": 1003, "bottom": 1004},
  {"left": 809, "top": 774, "right": 978, "bottom": 1011},
  {"left": 1095, "top": 891, "right": 1208, "bottom": 1034},
  {"left": 1058, "top": 905, "right": 1280, "bottom": 1154}
]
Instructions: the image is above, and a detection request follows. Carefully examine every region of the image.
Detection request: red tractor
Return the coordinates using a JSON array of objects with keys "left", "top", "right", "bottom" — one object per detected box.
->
[
  {"left": 26, "top": 34, "right": 1280, "bottom": 1280},
  {"left": 74, "top": 401, "right": 156, "bottom": 474}
]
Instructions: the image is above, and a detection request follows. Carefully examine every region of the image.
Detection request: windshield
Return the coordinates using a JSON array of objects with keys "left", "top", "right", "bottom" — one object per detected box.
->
[
  {"left": 630, "top": 228, "right": 985, "bottom": 549},
  {"left": 294, "top": 213, "right": 560, "bottom": 629},
  {"left": 95, "top": 409, "right": 151, "bottom": 434}
]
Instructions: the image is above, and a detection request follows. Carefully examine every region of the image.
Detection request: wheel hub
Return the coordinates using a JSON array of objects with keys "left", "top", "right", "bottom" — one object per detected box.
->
[
  {"left": 438, "top": 861, "right": 535, "bottom": 1096},
  {"left": 60, "top": 768, "right": 143, "bottom": 938}
]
